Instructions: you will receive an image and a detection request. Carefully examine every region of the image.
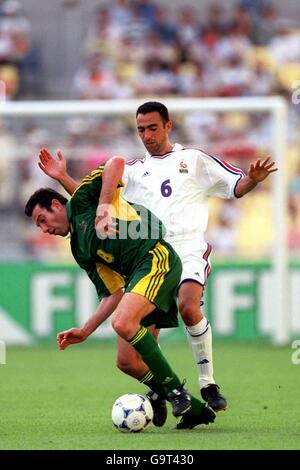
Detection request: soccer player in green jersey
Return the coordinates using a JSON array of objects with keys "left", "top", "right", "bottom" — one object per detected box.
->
[{"left": 25, "top": 157, "right": 216, "bottom": 429}]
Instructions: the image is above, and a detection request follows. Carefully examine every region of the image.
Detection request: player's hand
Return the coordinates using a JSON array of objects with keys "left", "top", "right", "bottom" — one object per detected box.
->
[
  {"left": 57, "top": 328, "right": 87, "bottom": 350},
  {"left": 248, "top": 157, "right": 277, "bottom": 183},
  {"left": 39, "top": 148, "right": 67, "bottom": 181},
  {"left": 95, "top": 204, "right": 119, "bottom": 238}
]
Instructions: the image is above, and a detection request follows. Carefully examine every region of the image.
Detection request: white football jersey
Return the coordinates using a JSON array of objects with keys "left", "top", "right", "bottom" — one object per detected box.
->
[{"left": 122, "top": 143, "right": 245, "bottom": 243}]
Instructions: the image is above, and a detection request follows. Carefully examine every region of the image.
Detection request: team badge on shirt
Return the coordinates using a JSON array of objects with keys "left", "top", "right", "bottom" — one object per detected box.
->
[
  {"left": 79, "top": 221, "right": 87, "bottom": 233},
  {"left": 179, "top": 161, "right": 188, "bottom": 173}
]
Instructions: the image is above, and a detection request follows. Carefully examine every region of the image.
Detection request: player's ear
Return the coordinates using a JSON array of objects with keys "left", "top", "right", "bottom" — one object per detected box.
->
[
  {"left": 166, "top": 120, "right": 173, "bottom": 133},
  {"left": 52, "top": 199, "right": 62, "bottom": 210}
]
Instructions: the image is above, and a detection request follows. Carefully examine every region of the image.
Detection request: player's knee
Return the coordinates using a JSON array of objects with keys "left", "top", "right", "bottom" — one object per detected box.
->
[
  {"left": 112, "top": 317, "right": 134, "bottom": 340},
  {"left": 179, "top": 300, "right": 202, "bottom": 326},
  {"left": 112, "top": 317, "right": 123, "bottom": 335}
]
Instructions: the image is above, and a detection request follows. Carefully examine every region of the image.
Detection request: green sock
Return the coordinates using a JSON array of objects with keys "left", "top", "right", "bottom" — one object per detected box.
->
[
  {"left": 139, "top": 370, "right": 205, "bottom": 416},
  {"left": 139, "top": 370, "right": 167, "bottom": 398},
  {"left": 129, "top": 326, "right": 181, "bottom": 394},
  {"left": 187, "top": 396, "right": 205, "bottom": 417}
]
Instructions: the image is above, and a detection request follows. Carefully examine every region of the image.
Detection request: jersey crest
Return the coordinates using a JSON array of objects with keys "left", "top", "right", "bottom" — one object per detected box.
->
[
  {"left": 79, "top": 221, "right": 87, "bottom": 233},
  {"left": 179, "top": 160, "right": 188, "bottom": 173}
]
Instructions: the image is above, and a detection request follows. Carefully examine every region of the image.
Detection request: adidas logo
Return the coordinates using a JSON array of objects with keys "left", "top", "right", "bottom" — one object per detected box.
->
[
  {"left": 142, "top": 171, "right": 150, "bottom": 177},
  {"left": 162, "top": 376, "right": 173, "bottom": 384},
  {"left": 197, "top": 359, "right": 210, "bottom": 365}
]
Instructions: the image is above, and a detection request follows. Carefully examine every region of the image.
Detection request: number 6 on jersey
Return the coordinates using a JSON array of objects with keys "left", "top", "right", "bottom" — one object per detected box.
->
[{"left": 161, "top": 179, "right": 172, "bottom": 197}]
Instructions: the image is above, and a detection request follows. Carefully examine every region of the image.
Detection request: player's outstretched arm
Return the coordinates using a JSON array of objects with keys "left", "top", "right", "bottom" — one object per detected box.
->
[
  {"left": 95, "top": 156, "right": 125, "bottom": 236},
  {"left": 235, "top": 156, "right": 278, "bottom": 198},
  {"left": 38, "top": 147, "right": 79, "bottom": 195},
  {"left": 57, "top": 288, "right": 123, "bottom": 350}
]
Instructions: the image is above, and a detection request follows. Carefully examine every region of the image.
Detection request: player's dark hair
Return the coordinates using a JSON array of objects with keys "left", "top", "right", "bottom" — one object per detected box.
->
[
  {"left": 24, "top": 188, "right": 68, "bottom": 217},
  {"left": 136, "top": 101, "right": 170, "bottom": 124}
]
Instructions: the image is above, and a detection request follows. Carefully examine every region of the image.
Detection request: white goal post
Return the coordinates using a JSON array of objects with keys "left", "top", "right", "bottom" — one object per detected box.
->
[{"left": 0, "top": 97, "right": 288, "bottom": 345}]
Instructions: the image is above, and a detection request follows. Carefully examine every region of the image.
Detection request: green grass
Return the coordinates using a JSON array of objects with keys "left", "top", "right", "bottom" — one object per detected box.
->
[{"left": 1, "top": 340, "right": 299, "bottom": 450}]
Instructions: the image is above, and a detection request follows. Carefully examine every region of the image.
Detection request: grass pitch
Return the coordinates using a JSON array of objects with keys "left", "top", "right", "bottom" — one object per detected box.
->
[{"left": 1, "top": 340, "right": 299, "bottom": 450}]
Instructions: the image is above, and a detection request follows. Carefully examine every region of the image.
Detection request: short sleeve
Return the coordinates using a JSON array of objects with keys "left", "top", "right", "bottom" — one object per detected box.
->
[
  {"left": 71, "top": 165, "right": 105, "bottom": 214},
  {"left": 122, "top": 163, "right": 129, "bottom": 184},
  {"left": 198, "top": 153, "right": 245, "bottom": 199},
  {"left": 71, "top": 164, "right": 125, "bottom": 215}
]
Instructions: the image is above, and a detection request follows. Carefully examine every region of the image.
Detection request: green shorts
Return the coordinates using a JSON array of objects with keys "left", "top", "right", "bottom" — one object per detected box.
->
[{"left": 125, "top": 240, "right": 182, "bottom": 329}]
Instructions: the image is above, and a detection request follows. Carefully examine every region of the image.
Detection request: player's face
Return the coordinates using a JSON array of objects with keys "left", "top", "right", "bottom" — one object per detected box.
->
[
  {"left": 136, "top": 112, "right": 172, "bottom": 155},
  {"left": 32, "top": 200, "right": 70, "bottom": 237}
]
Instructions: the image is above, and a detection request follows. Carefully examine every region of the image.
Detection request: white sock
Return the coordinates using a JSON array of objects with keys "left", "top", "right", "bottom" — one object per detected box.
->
[{"left": 186, "top": 317, "right": 215, "bottom": 389}]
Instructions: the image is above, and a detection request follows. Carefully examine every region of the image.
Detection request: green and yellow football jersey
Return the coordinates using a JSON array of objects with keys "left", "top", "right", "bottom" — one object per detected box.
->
[{"left": 66, "top": 166, "right": 181, "bottom": 324}]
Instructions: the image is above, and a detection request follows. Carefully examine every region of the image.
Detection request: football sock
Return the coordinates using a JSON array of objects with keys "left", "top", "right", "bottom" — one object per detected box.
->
[
  {"left": 129, "top": 326, "right": 181, "bottom": 393},
  {"left": 139, "top": 370, "right": 167, "bottom": 398},
  {"left": 186, "top": 317, "right": 215, "bottom": 389},
  {"left": 140, "top": 370, "right": 205, "bottom": 416}
]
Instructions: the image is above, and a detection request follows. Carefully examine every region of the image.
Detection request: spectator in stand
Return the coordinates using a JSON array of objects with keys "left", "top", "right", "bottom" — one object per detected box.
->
[
  {"left": 251, "top": 3, "right": 278, "bottom": 45},
  {"left": 269, "top": 19, "right": 300, "bottom": 64},
  {"left": 0, "top": 0, "right": 34, "bottom": 97},
  {"left": 176, "top": 6, "right": 201, "bottom": 47},
  {"left": 72, "top": 53, "right": 122, "bottom": 100},
  {"left": 152, "top": 6, "right": 178, "bottom": 44},
  {"left": 134, "top": 0, "right": 157, "bottom": 29},
  {"left": 201, "top": 3, "right": 227, "bottom": 38}
]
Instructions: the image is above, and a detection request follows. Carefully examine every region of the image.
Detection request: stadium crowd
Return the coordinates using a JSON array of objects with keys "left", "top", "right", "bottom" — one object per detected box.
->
[
  {"left": 0, "top": 0, "right": 299, "bottom": 260},
  {"left": 73, "top": 0, "right": 297, "bottom": 100}
]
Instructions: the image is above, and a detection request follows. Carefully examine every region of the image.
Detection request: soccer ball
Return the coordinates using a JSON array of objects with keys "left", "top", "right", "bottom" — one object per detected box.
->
[{"left": 111, "top": 393, "right": 153, "bottom": 433}]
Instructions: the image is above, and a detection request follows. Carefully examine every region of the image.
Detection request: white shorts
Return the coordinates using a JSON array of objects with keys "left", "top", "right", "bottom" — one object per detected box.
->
[{"left": 167, "top": 239, "right": 212, "bottom": 286}]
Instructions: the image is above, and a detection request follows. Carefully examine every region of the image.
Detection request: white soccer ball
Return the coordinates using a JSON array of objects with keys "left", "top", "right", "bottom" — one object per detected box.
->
[{"left": 111, "top": 393, "right": 153, "bottom": 433}]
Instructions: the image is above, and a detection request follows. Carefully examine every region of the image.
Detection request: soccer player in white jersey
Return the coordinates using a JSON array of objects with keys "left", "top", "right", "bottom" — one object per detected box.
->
[
  {"left": 37, "top": 102, "right": 277, "bottom": 429},
  {"left": 100, "top": 101, "right": 277, "bottom": 428}
]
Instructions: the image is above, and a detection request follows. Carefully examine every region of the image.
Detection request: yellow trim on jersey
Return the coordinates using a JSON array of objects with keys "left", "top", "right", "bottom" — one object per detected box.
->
[
  {"left": 90, "top": 167, "right": 105, "bottom": 177},
  {"left": 72, "top": 168, "right": 136, "bottom": 222},
  {"left": 130, "top": 326, "right": 148, "bottom": 346},
  {"left": 111, "top": 188, "right": 140, "bottom": 222},
  {"left": 131, "top": 242, "right": 170, "bottom": 302},
  {"left": 96, "top": 262, "right": 125, "bottom": 294},
  {"left": 72, "top": 170, "right": 104, "bottom": 196}
]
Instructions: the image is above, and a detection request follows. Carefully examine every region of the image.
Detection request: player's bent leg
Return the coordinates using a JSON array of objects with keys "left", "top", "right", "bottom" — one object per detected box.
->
[
  {"left": 178, "top": 282, "right": 214, "bottom": 388},
  {"left": 117, "top": 328, "right": 168, "bottom": 427},
  {"left": 178, "top": 283, "right": 204, "bottom": 327},
  {"left": 116, "top": 333, "right": 148, "bottom": 379},
  {"left": 117, "top": 329, "right": 168, "bottom": 427},
  {"left": 178, "top": 281, "right": 227, "bottom": 412},
  {"left": 112, "top": 292, "right": 155, "bottom": 340},
  {"left": 112, "top": 293, "right": 191, "bottom": 417}
]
